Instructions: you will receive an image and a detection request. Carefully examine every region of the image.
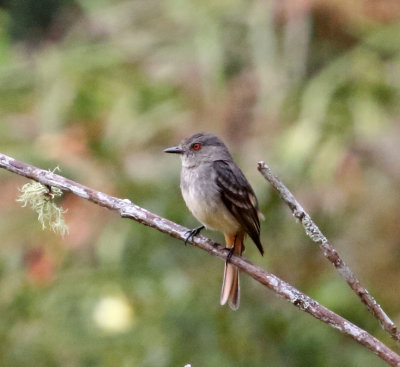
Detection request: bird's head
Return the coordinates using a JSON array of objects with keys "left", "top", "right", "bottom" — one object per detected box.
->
[{"left": 164, "top": 133, "right": 232, "bottom": 167}]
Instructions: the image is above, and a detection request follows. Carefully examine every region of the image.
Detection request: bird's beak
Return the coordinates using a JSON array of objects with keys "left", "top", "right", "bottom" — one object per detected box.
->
[{"left": 163, "top": 146, "right": 184, "bottom": 154}]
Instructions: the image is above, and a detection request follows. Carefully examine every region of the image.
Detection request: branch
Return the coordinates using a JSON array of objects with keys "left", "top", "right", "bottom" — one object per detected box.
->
[
  {"left": 257, "top": 161, "right": 400, "bottom": 343},
  {"left": 1, "top": 152, "right": 400, "bottom": 367}
]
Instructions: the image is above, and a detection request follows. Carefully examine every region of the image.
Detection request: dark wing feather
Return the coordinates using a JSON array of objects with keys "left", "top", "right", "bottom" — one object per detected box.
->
[{"left": 213, "top": 160, "right": 264, "bottom": 255}]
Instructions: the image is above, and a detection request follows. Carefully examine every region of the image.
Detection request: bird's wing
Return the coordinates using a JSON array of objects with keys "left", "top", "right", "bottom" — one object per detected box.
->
[{"left": 213, "top": 160, "right": 264, "bottom": 255}]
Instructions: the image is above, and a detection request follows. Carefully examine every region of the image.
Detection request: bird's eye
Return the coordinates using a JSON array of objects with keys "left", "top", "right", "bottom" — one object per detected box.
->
[{"left": 191, "top": 143, "right": 201, "bottom": 150}]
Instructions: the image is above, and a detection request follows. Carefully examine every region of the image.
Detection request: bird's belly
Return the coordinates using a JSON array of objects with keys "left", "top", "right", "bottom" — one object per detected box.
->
[{"left": 182, "top": 184, "right": 240, "bottom": 234}]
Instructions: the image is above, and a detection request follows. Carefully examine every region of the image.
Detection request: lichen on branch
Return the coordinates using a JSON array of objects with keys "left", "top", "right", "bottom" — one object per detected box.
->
[{"left": 17, "top": 180, "right": 68, "bottom": 237}]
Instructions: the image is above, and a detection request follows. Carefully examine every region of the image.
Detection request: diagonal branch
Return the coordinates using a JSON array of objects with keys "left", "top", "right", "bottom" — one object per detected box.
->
[
  {"left": 1, "top": 152, "right": 400, "bottom": 366},
  {"left": 257, "top": 161, "right": 400, "bottom": 343}
]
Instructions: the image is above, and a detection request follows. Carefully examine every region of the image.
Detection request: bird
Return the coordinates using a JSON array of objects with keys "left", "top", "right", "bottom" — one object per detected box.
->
[{"left": 164, "top": 132, "right": 263, "bottom": 310}]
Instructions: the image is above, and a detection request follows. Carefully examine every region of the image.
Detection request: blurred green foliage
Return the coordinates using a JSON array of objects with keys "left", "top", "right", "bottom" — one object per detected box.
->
[{"left": 1, "top": 0, "right": 400, "bottom": 366}]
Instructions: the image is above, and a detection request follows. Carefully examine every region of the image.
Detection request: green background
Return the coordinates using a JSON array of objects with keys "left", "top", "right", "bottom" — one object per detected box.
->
[{"left": 1, "top": 0, "right": 400, "bottom": 366}]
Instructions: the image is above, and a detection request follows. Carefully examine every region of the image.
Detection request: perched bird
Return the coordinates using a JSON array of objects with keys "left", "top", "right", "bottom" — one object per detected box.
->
[{"left": 164, "top": 133, "right": 263, "bottom": 310}]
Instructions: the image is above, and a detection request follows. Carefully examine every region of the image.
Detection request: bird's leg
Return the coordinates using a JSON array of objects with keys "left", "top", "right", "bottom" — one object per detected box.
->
[
  {"left": 226, "top": 234, "right": 237, "bottom": 264},
  {"left": 184, "top": 225, "right": 205, "bottom": 245}
]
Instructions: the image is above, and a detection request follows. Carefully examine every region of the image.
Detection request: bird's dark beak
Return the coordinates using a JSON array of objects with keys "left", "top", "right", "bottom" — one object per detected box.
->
[{"left": 163, "top": 146, "right": 184, "bottom": 154}]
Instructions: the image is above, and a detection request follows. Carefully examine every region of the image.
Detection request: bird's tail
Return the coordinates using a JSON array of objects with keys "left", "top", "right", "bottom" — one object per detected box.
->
[{"left": 220, "top": 232, "right": 245, "bottom": 311}]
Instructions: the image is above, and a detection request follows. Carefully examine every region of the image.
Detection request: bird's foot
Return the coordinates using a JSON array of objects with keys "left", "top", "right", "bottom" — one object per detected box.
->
[
  {"left": 225, "top": 233, "right": 238, "bottom": 264},
  {"left": 184, "top": 225, "right": 205, "bottom": 245},
  {"left": 226, "top": 246, "right": 235, "bottom": 264}
]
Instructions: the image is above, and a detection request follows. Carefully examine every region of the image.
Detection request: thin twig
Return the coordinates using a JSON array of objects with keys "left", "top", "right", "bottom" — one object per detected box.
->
[
  {"left": 1, "top": 152, "right": 400, "bottom": 366},
  {"left": 257, "top": 161, "right": 400, "bottom": 342}
]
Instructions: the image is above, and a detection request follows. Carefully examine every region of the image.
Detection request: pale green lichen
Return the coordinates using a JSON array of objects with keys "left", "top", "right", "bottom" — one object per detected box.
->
[
  {"left": 301, "top": 214, "right": 327, "bottom": 244},
  {"left": 17, "top": 181, "right": 69, "bottom": 237}
]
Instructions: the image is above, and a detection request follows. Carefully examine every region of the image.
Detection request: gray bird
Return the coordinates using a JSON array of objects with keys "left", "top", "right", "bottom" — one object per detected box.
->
[{"left": 164, "top": 133, "right": 264, "bottom": 310}]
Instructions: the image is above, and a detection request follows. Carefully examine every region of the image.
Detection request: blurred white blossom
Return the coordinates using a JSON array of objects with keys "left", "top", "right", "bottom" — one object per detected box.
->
[{"left": 93, "top": 295, "right": 134, "bottom": 333}]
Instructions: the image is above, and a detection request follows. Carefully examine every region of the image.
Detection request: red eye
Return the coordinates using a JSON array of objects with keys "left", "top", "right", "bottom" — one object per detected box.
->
[{"left": 192, "top": 143, "right": 201, "bottom": 150}]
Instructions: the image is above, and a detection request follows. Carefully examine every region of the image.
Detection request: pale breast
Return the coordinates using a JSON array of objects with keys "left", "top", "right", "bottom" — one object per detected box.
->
[{"left": 180, "top": 166, "right": 240, "bottom": 234}]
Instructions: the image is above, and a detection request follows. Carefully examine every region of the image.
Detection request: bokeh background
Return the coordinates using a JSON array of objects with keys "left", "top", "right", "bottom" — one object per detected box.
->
[{"left": 1, "top": 0, "right": 400, "bottom": 366}]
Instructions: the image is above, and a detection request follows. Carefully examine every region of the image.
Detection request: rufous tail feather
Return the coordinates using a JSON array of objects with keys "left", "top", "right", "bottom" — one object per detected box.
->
[{"left": 220, "top": 232, "right": 244, "bottom": 311}]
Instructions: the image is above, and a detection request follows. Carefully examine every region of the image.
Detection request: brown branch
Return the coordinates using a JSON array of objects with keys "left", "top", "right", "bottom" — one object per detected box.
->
[
  {"left": 1, "top": 152, "right": 400, "bottom": 367},
  {"left": 257, "top": 161, "right": 400, "bottom": 343}
]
